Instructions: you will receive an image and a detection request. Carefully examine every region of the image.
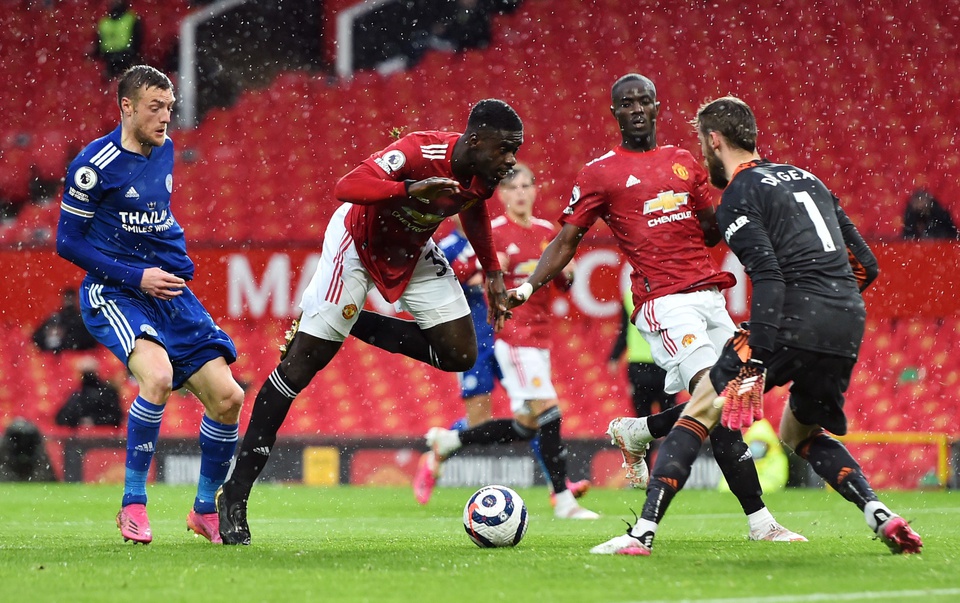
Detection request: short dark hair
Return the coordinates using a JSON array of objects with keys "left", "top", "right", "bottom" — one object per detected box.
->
[
  {"left": 466, "top": 99, "right": 523, "bottom": 133},
  {"left": 610, "top": 73, "right": 656, "bottom": 102},
  {"left": 694, "top": 96, "right": 757, "bottom": 152},
  {"left": 117, "top": 65, "right": 173, "bottom": 108},
  {"left": 501, "top": 163, "right": 534, "bottom": 185}
]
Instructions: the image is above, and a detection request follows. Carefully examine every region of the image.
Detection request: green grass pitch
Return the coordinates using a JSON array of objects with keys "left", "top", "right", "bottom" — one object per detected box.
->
[{"left": 0, "top": 484, "right": 957, "bottom": 603}]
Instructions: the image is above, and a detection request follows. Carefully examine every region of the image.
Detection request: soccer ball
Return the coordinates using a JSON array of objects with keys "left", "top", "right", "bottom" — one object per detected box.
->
[{"left": 462, "top": 485, "right": 528, "bottom": 548}]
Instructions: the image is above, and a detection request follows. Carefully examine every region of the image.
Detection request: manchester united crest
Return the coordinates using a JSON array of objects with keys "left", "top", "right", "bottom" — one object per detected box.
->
[
  {"left": 342, "top": 304, "right": 358, "bottom": 320},
  {"left": 672, "top": 163, "right": 689, "bottom": 180},
  {"left": 681, "top": 334, "right": 697, "bottom": 347}
]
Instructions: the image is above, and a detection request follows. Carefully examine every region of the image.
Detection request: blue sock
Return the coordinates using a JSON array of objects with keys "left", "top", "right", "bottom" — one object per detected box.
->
[
  {"left": 450, "top": 416, "right": 469, "bottom": 431},
  {"left": 122, "top": 397, "right": 165, "bottom": 507},
  {"left": 528, "top": 435, "right": 551, "bottom": 485},
  {"left": 195, "top": 415, "right": 239, "bottom": 514}
]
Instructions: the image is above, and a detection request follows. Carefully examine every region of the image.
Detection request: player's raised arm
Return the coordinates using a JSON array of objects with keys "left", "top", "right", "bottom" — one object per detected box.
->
[
  {"left": 406, "top": 177, "right": 463, "bottom": 201},
  {"left": 507, "top": 223, "right": 587, "bottom": 309},
  {"left": 334, "top": 162, "right": 408, "bottom": 204}
]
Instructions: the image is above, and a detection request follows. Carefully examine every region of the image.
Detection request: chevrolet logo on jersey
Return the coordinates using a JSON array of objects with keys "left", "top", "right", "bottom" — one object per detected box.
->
[
  {"left": 395, "top": 206, "right": 446, "bottom": 232},
  {"left": 643, "top": 191, "right": 689, "bottom": 214},
  {"left": 515, "top": 259, "right": 538, "bottom": 277}
]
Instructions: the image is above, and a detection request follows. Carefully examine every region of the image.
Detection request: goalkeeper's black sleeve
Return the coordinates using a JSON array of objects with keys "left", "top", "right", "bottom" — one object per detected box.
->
[{"left": 838, "top": 206, "right": 879, "bottom": 291}]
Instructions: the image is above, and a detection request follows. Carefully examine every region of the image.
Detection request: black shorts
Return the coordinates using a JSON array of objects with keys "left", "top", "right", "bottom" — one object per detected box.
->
[{"left": 711, "top": 341, "right": 855, "bottom": 435}]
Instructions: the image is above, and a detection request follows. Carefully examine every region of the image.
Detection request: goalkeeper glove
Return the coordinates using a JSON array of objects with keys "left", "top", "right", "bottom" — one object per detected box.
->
[
  {"left": 716, "top": 328, "right": 768, "bottom": 430},
  {"left": 719, "top": 358, "right": 766, "bottom": 431}
]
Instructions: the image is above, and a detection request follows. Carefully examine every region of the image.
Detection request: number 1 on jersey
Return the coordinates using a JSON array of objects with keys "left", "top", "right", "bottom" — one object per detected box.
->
[{"left": 793, "top": 191, "right": 836, "bottom": 252}]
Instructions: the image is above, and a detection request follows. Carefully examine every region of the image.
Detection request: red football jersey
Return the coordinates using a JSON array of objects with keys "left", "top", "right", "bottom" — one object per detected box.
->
[
  {"left": 561, "top": 145, "right": 735, "bottom": 307},
  {"left": 336, "top": 131, "right": 499, "bottom": 302},
  {"left": 492, "top": 214, "right": 560, "bottom": 347}
]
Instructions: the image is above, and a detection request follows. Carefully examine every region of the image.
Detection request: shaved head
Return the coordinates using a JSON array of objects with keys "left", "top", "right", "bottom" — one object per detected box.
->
[{"left": 611, "top": 74, "right": 656, "bottom": 103}]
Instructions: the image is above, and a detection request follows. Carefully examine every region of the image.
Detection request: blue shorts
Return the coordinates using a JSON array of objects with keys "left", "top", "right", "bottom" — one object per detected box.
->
[
  {"left": 459, "top": 334, "right": 501, "bottom": 398},
  {"left": 79, "top": 279, "right": 237, "bottom": 390},
  {"left": 457, "top": 286, "right": 501, "bottom": 398}
]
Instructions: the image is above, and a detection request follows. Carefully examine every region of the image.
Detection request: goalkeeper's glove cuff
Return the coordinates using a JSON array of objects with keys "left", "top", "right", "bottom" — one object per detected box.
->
[{"left": 749, "top": 349, "right": 772, "bottom": 365}]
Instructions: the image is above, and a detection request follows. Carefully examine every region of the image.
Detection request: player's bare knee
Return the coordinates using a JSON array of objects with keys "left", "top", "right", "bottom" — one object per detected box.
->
[
  {"left": 137, "top": 370, "right": 174, "bottom": 404},
  {"left": 779, "top": 426, "right": 808, "bottom": 452},
  {"left": 778, "top": 408, "right": 812, "bottom": 451},
  {"left": 217, "top": 384, "right": 245, "bottom": 423}
]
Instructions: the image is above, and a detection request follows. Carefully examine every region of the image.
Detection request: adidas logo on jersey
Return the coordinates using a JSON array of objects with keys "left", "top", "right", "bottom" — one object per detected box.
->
[
  {"left": 125, "top": 187, "right": 140, "bottom": 199},
  {"left": 626, "top": 175, "right": 642, "bottom": 187},
  {"left": 253, "top": 446, "right": 271, "bottom": 456},
  {"left": 134, "top": 442, "right": 155, "bottom": 453}
]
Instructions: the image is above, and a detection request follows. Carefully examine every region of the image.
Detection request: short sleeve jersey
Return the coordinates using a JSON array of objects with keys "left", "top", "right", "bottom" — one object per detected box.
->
[
  {"left": 59, "top": 125, "right": 193, "bottom": 283},
  {"left": 491, "top": 214, "right": 558, "bottom": 347},
  {"left": 561, "top": 145, "right": 734, "bottom": 308},
  {"left": 346, "top": 131, "right": 496, "bottom": 301},
  {"left": 716, "top": 161, "right": 866, "bottom": 357}
]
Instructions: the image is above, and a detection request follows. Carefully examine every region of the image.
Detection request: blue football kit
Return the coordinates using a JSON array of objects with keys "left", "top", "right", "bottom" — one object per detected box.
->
[
  {"left": 57, "top": 125, "right": 236, "bottom": 388},
  {"left": 57, "top": 123, "right": 239, "bottom": 516}
]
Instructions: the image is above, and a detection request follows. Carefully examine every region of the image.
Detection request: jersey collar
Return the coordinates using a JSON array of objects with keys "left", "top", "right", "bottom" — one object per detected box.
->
[
  {"left": 616, "top": 144, "right": 660, "bottom": 155},
  {"left": 730, "top": 158, "right": 768, "bottom": 183}
]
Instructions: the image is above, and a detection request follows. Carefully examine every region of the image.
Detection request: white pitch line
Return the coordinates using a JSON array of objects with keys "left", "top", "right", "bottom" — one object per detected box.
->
[
  {"left": 622, "top": 588, "right": 960, "bottom": 603},
  {"left": 658, "top": 506, "right": 960, "bottom": 521}
]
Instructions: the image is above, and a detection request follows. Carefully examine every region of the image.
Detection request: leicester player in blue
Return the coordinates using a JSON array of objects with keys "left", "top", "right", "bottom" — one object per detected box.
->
[{"left": 56, "top": 65, "right": 244, "bottom": 544}]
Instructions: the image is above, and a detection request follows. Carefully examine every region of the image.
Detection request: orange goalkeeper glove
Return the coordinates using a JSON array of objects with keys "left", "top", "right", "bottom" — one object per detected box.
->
[
  {"left": 716, "top": 329, "right": 767, "bottom": 430},
  {"left": 719, "top": 358, "right": 766, "bottom": 430}
]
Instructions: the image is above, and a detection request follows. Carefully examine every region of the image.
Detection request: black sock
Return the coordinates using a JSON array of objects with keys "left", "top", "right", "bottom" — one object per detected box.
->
[
  {"left": 459, "top": 419, "right": 535, "bottom": 446},
  {"left": 646, "top": 402, "right": 687, "bottom": 438},
  {"left": 796, "top": 430, "right": 878, "bottom": 510},
  {"left": 642, "top": 417, "right": 708, "bottom": 522},
  {"left": 535, "top": 407, "right": 568, "bottom": 493},
  {"left": 710, "top": 426, "right": 764, "bottom": 515},
  {"left": 225, "top": 367, "right": 301, "bottom": 501},
  {"left": 351, "top": 310, "right": 440, "bottom": 368}
]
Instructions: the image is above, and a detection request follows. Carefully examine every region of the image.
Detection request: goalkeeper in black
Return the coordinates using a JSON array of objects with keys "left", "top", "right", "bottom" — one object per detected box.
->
[{"left": 590, "top": 96, "right": 922, "bottom": 556}]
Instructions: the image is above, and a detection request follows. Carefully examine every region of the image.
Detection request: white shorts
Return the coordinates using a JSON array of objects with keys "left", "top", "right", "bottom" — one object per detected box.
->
[
  {"left": 634, "top": 288, "right": 736, "bottom": 395},
  {"left": 298, "top": 204, "right": 470, "bottom": 342},
  {"left": 493, "top": 339, "right": 558, "bottom": 415}
]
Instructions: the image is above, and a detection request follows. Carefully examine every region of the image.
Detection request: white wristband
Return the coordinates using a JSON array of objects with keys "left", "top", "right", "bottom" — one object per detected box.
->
[{"left": 515, "top": 282, "right": 534, "bottom": 301}]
